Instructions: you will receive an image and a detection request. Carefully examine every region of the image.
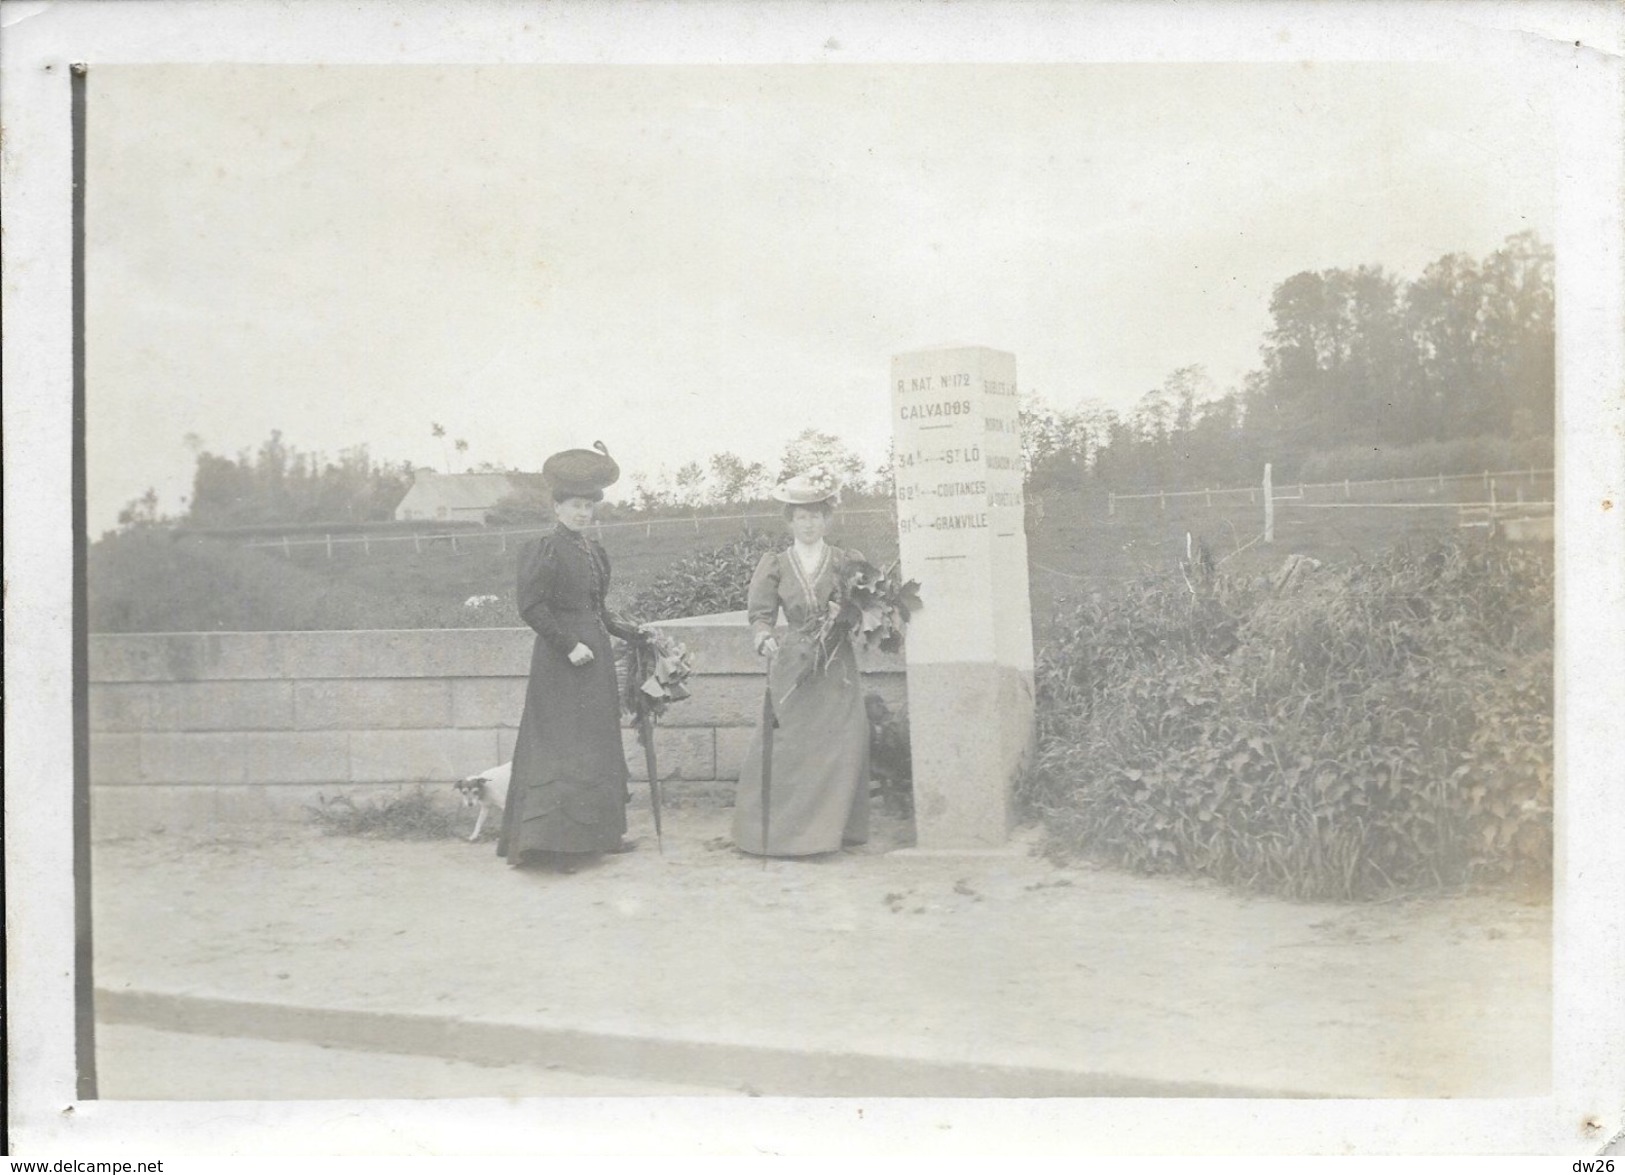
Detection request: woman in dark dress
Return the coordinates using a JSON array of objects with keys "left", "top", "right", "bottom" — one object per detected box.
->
[
  {"left": 732, "top": 470, "right": 871, "bottom": 856},
  {"left": 497, "top": 443, "right": 648, "bottom": 870}
]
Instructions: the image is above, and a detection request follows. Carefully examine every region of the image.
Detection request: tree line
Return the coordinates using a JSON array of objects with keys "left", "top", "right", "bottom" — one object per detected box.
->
[
  {"left": 121, "top": 231, "right": 1552, "bottom": 532},
  {"left": 182, "top": 433, "right": 414, "bottom": 529},
  {"left": 1023, "top": 231, "right": 1554, "bottom": 493},
  {"left": 488, "top": 429, "right": 885, "bottom": 524},
  {"left": 157, "top": 426, "right": 883, "bottom": 532}
]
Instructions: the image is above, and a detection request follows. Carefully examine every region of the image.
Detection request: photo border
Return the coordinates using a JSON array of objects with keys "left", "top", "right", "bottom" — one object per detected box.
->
[{"left": 4, "top": 0, "right": 1621, "bottom": 1156}]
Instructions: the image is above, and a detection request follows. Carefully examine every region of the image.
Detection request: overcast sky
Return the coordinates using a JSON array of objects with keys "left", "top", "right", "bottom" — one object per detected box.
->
[{"left": 86, "top": 63, "right": 1552, "bottom": 532}]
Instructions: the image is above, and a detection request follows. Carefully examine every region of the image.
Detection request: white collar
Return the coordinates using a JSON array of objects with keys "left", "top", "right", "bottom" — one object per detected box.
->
[{"left": 792, "top": 539, "right": 827, "bottom": 568}]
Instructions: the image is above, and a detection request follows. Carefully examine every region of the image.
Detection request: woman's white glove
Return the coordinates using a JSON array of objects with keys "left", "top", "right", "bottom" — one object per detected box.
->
[
  {"left": 568, "top": 643, "right": 595, "bottom": 666},
  {"left": 756, "top": 634, "right": 779, "bottom": 658}
]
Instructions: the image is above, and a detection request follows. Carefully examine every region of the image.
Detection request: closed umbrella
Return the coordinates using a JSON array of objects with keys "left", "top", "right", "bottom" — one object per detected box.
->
[{"left": 759, "top": 652, "right": 779, "bottom": 866}]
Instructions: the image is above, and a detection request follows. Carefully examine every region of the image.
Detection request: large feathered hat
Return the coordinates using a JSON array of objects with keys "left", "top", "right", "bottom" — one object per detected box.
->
[{"left": 542, "top": 441, "right": 620, "bottom": 497}]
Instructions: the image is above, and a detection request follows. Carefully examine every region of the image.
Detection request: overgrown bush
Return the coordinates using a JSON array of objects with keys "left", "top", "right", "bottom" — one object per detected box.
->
[
  {"left": 486, "top": 477, "right": 556, "bottom": 527},
  {"left": 308, "top": 787, "right": 466, "bottom": 840},
  {"left": 1018, "top": 535, "right": 1552, "bottom": 900},
  {"left": 628, "top": 530, "right": 785, "bottom": 621}
]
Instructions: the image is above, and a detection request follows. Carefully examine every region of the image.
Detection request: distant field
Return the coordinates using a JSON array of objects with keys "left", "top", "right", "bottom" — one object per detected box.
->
[
  {"left": 234, "top": 505, "right": 902, "bottom": 617},
  {"left": 89, "top": 472, "right": 1552, "bottom": 635},
  {"left": 88, "top": 502, "right": 900, "bottom": 634},
  {"left": 1028, "top": 470, "right": 1552, "bottom": 626}
]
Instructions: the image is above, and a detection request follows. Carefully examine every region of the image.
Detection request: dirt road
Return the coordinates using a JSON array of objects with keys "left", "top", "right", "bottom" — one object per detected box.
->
[{"left": 91, "top": 806, "right": 1550, "bottom": 1099}]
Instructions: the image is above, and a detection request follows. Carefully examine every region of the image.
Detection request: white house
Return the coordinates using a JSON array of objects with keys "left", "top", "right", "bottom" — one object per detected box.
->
[{"left": 394, "top": 470, "right": 521, "bottom": 524}]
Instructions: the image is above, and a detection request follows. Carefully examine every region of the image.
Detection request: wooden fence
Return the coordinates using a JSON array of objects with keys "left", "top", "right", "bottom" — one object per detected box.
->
[{"left": 241, "top": 507, "right": 897, "bottom": 558}]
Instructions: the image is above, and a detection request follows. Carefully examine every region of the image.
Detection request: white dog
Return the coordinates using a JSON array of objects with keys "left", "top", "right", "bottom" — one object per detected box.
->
[{"left": 453, "top": 761, "right": 511, "bottom": 841}]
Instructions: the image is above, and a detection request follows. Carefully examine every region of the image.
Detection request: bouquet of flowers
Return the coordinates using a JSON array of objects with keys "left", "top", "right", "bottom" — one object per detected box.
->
[
  {"left": 797, "top": 560, "right": 923, "bottom": 682},
  {"left": 618, "top": 628, "right": 693, "bottom": 853},
  {"left": 620, "top": 629, "right": 694, "bottom": 744}
]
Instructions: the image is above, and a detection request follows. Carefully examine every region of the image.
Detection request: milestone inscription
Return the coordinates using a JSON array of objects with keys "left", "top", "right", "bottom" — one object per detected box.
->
[{"left": 889, "top": 345, "right": 1036, "bottom": 850}]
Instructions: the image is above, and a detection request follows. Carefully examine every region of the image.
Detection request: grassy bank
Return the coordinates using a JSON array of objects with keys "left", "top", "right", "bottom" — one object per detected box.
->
[{"left": 89, "top": 504, "right": 901, "bottom": 633}]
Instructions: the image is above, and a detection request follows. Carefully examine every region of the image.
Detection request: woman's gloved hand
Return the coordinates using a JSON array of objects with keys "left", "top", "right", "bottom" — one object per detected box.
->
[{"left": 568, "top": 643, "right": 595, "bottom": 666}]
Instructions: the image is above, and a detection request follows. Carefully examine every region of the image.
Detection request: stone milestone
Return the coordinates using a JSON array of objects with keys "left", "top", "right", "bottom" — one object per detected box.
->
[{"left": 890, "top": 346, "right": 1035, "bottom": 849}]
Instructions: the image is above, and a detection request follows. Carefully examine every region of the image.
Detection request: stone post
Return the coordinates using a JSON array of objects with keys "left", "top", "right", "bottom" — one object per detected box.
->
[{"left": 890, "top": 346, "right": 1035, "bottom": 849}]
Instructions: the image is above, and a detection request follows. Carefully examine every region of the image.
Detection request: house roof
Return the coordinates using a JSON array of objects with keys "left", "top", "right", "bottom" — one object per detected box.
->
[{"left": 396, "top": 472, "right": 521, "bottom": 513}]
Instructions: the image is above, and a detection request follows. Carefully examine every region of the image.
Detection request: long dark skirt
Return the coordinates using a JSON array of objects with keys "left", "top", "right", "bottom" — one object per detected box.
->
[
  {"left": 732, "top": 634, "right": 870, "bottom": 856},
  {"left": 498, "top": 609, "right": 629, "bottom": 859}
]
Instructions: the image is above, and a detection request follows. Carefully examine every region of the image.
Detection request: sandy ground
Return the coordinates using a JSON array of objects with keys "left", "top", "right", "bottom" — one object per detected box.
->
[{"left": 91, "top": 803, "right": 1550, "bottom": 1100}]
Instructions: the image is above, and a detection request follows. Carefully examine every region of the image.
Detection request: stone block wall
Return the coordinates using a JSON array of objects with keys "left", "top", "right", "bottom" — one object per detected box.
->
[{"left": 88, "top": 613, "right": 904, "bottom": 833}]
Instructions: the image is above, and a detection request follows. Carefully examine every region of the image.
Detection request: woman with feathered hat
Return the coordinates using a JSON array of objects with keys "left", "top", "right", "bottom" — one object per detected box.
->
[
  {"left": 732, "top": 467, "right": 871, "bottom": 856},
  {"left": 498, "top": 442, "right": 648, "bottom": 870}
]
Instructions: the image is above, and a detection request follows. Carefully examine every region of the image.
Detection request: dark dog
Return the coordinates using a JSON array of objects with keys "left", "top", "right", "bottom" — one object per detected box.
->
[{"left": 865, "top": 692, "right": 913, "bottom": 817}]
